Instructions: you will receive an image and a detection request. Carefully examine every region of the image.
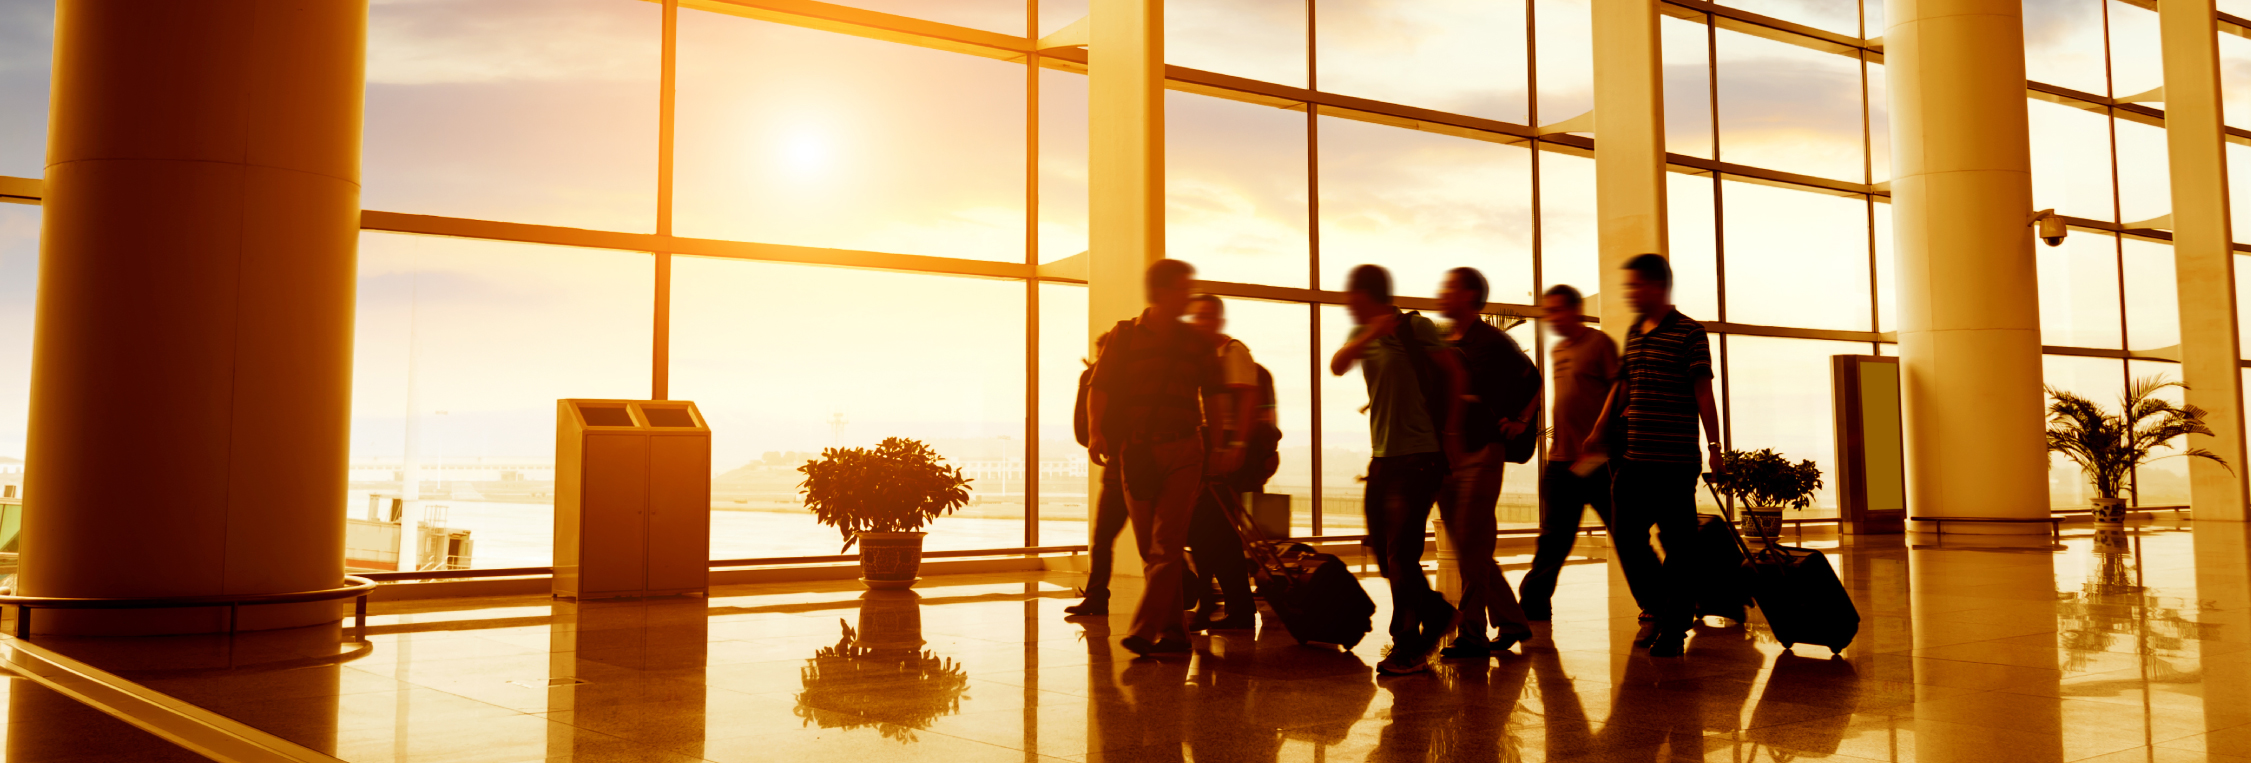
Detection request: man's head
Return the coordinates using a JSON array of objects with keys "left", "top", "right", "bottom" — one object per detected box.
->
[
  {"left": 1621, "top": 253, "right": 1672, "bottom": 317},
  {"left": 1187, "top": 294, "right": 1226, "bottom": 340},
  {"left": 1542, "top": 284, "right": 1587, "bottom": 336},
  {"left": 1344, "top": 264, "right": 1393, "bottom": 324},
  {"left": 1146, "top": 259, "right": 1196, "bottom": 317},
  {"left": 1438, "top": 267, "right": 1487, "bottom": 319}
]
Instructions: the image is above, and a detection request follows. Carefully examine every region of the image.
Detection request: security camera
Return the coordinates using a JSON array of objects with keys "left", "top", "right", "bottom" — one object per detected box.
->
[{"left": 2030, "top": 209, "right": 2067, "bottom": 247}]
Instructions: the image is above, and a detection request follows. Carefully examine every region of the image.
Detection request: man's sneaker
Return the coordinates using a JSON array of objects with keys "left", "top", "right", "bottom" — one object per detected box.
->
[
  {"left": 1418, "top": 597, "right": 1459, "bottom": 643},
  {"left": 1488, "top": 631, "right": 1528, "bottom": 654},
  {"left": 1377, "top": 645, "right": 1433, "bottom": 675},
  {"left": 1064, "top": 589, "right": 1108, "bottom": 617},
  {"left": 1122, "top": 635, "right": 1193, "bottom": 656},
  {"left": 1648, "top": 630, "right": 1687, "bottom": 657}
]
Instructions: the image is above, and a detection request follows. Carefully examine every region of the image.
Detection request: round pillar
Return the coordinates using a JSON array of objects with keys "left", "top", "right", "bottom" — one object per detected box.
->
[
  {"left": 23, "top": 0, "right": 365, "bottom": 633},
  {"left": 1884, "top": 0, "right": 2050, "bottom": 532}
]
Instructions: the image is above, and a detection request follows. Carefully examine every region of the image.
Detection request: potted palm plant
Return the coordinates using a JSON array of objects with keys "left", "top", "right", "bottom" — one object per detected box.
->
[
  {"left": 799, "top": 437, "right": 973, "bottom": 589},
  {"left": 2045, "top": 376, "right": 2227, "bottom": 524},
  {"left": 1707, "top": 448, "right": 1823, "bottom": 540}
]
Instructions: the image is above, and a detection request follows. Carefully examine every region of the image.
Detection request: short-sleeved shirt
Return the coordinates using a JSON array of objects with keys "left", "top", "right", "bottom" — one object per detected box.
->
[
  {"left": 1547, "top": 328, "right": 1620, "bottom": 462},
  {"left": 1450, "top": 320, "right": 1529, "bottom": 454},
  {"left": 1350, "top": 312, "right": 1446, "bottom": 458},
  {"left": 1092, "top": 311, "right": 1222, "bottom": 441},
  {"left": 1620, "top": 309, "right": 1714, "bottom": 464},
  {"left": 1206, "top": 338, "right": 1258, "bottom": 434}
]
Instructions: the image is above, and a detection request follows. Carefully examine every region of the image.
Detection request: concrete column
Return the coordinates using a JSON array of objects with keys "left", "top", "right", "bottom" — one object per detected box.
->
[
  {"left": 2160, "top": 0, "right": 2247, "bottom": 521},
  {"left": 1591, "top": 0, "right": 1668, "bottom": 344},
  {"left": 24, "top": 0, "right": 365, "bottom": 633},
  {"left": 1884, "top": 0, "right": 2051, "bottom": 530},
  {"left": 1084, "top": 0, "right": 1162, "bottom": 568}
]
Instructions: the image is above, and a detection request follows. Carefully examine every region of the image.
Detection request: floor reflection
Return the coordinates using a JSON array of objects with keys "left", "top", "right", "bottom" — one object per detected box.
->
[{"left": 11, "top": 519, "right": 2251, "bottom": 763}]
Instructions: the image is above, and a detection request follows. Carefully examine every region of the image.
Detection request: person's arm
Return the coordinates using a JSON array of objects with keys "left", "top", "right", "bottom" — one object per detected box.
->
[
  {"left": 1502, "top": 385, "right": 1543, "bottom": 440},
  {"left": 1697, "top": 376, "right": 1722, "bottom": 474},
  {"left": 1423, "top": 326, "right": 1471, "bottom": 461},
  {"left": 1329, "top": 313, "right": 1395, "bottom": 375},
  {"left": 1582, "top": 380, "right": 1619, "bottom": 457}
]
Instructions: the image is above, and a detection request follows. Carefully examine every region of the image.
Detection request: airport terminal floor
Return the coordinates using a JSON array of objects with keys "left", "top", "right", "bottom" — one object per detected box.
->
[{"left": 9, "top": 517, "right": 2251, "bottom": 763}]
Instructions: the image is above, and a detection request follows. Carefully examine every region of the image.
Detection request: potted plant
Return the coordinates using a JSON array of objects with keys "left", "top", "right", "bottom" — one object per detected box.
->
[
  {"left": 800, "top": 437, "right": 973, "bottom": 589},
  {"left": 2045, "top": 376, "right": 2228, "bottom": 524},
  {"left": 1707, "top": 448, "right": 1824, "bottom": 540}
]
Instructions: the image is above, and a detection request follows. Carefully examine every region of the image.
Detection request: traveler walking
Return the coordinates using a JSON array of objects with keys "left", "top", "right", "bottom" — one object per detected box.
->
[
  {"left": 1066, "top": 333, "right": 1126, "bottom": 617},
  {"left": 1329, "top": 264, "right": 1468, "bottom": 675},
  {"left": 1432, "top": 267, "right": 1538, "bottom": 659},
  {"left": 1517, "top": 284, "right": 1654, "bottom": 621},
  {"left": 1087, "top": 259, "right": 1228, "bottom": 656},
  {"left": 1183, "top": 294, "right": 1259, "bottom": 631},
  {"left": 1583, "top": 254, "right": 1724, "bottom": 658}
]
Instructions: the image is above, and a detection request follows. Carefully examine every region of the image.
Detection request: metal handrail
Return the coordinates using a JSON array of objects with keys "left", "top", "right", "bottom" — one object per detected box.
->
[{"left": 0, "top": 576, "right": 377, "bottom": 639}]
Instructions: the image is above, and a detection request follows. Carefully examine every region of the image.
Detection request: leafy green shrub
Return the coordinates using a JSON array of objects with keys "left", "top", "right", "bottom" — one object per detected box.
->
[
  {"left": 1708, "top": 448, "right": 1824, "bottom": 510},
  {"left": 799, "top": 437, "right": 973, "bottom": 552}
]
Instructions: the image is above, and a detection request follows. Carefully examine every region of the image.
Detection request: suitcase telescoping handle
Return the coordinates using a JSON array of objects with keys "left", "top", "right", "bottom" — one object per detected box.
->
[
  {"left": 1701, "top": 475, "right": 1762, "bottom": 560},
  {"left": 1205, "top": 483, "right": 1289, "bottom": 583}
]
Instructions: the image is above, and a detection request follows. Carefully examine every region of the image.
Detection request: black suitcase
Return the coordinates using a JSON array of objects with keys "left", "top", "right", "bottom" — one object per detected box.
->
[
  {"left": 1741, "top": 543, "right": 1860, "bottom": 653},
  {"left": 1691, "top": 513, "right": 1753, "bottom": 624},
  {"left": 1210, "top": 486, "right": 1376, "bottom": 648},
  {"left": 1702, "top": 480, "right": 1861, "bottom": 654}
]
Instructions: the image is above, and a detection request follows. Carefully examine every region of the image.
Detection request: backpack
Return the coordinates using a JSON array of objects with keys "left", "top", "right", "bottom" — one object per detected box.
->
[
  {"left": 1393, "top": 311, "right": 1459, "bottom": 455},
  {"left": 1238, "top": 361, "right": 1283, "bottom": 487},
  {"left": 1072, "top": 365, "right": 1095, "bottom": 448},
  {"left": 1488, "top": 326, "right": 1543, "bottom": 463}
]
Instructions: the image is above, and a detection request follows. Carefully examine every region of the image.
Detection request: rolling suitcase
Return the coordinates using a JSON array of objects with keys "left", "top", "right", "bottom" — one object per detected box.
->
[
  {"left": 1691, "top": 513, "right": 1753, "bottom": 623},
  {"left": 1702, "top": 480, "right": 1860, "bottom": 654},
  {"left": 1210, "top": 486, "right": 1376, "bottom": 648}
]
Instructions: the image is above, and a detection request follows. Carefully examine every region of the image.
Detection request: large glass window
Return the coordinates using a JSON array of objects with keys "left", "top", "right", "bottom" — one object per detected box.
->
[
  {"left": 676, "top": 12, "right": 1026, "bottom": 261},
  {"left": 850, "top": 0, "right": 1026, "bottom": 34},
  {"left": 2121, "top": 238, "right": 2179, "bottom": 355},
  {"left": 0, "top": 204, "right": 34, "bottom": 466},
  {"left": 669, "top": 257, "right": 1026, "bottom": 558},
  {"left": 1724, "top": 336, "right": 1868, "bottom": 517},
  {"left": 1538, "top": 150, "right": 1599, "bottom": 301},
  {"left": 1315, "top": 0, "right": 1531, "bottom": 124},
  {"left": 1662, "top": 13, "right": 1715, "bottom": 159},
  {"left": 0, "top": 0, "right": 53, "bottom": 179},
  {"left": 2127, "top": 358, "right": 2191, "bottom": 507},
  {"left": 2022, "top": 0, "right": 2110, "bottom": 95},
  {"left": 2105, "top": 0, "right": 2163, "bottom": 99},
  {"left": 2113, "top": 117, "right": 2172, "bottom": 225},
  {"left": 1718, "top": 0, "right": 1861, "bottom": 37},
  {"left": 2043, "top": 354, "right": 2125, "bottom": 508},
  {"left": 1535, "top": 0, "right": 1596, "bottom": 125},
  {"left": 363, "top": 0, "right": 659, "bottom": 232},
  {"left": 348, "top": 233, "right": 654, "bottom": 570},
  {"left": 1316, "top": 116, "right": 1535, "bottom": 305},
  {"left": 1718, "top": 178, "right": 1873, "bottom": 331},
  {"left": 1037, "top": 283, "right": 1089, "bottom": 546},
  {"left": 1169, "top": 92, "right": 1310, "bottom": 287},
  {"left": 1039, "top": 68, "right": 1090, "bottom": 264},
  {"left": 1714, "top": 29, "right": 1865, "bottom": 181},
  {"left": 2027, "top": 98, "right": 2118, "bottom": 222},
  {"left": 1167, "top": 0, "right": 1307, "bottom": 87},
  {"left": 1220, "top": 298, "right": 1316, "bottom": 536},
  {"left": 1669, "top": 172, "right": 1723, "bottom": 322},
  {"left": 2037, "top": 231, "right": 2125, "bottom": 349}
]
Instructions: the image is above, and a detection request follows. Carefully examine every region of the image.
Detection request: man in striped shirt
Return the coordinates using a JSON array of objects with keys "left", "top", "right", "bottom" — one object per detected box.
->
[{"left": 1583, "top": 254, "right": 1724, "bottom": 658}]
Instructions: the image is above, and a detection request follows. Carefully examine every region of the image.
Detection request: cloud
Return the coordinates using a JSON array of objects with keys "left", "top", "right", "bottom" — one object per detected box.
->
[{"left": 368, "top": 0, "right": 659, "bottom": 85}]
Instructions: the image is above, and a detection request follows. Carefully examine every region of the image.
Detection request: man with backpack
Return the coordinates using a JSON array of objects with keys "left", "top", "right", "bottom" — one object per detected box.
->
[
  {"left": 1432, "top": 267, "right": 1538, "bottom": 659},
  {"left": 1183, "top": 294, "right": 1263, "bottom": 631},
  {"left": 1065, "top": 331, "right": 1128, "bottom": 617},
  {"left": 1087, "top": 259, "right": 1228, "bottom": 656},
  {"left": 1329, "top": 264, "right": 1469, "bottom": 675}
]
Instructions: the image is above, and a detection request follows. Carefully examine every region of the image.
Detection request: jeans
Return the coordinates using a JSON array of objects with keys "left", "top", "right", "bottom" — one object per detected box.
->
[
  {"left": 1521, "top": 461, "right": 1657, "bottom": 616},
  {"left": 1187, "top": 481, "right": 1255, "bottom": 618},
  {"left": 1121, "top": 437, "right": 1205, "bottom": 641},
  {"left": 1364, "top": 452, "right": 1450, "bottom": 645},
  {"left": 1084, "top": 464, "right": 1127, "bottom": 600},
  {"left": 1435, "top": 446, "right": 1532, "bottom": 640},
  {"left": 1610, "top": 459, "right": 1702, "bottom": 633}
]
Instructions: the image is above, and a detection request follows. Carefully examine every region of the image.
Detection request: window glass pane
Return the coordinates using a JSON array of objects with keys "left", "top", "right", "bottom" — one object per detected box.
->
[
  {"left": 349, "top": 233, "right": 654, "bottom": 570},
  {"left": 676, "top": 13, "right": 1026, "bottom": 261},
  {"left": 2122, "top": 238, "right": 2179, "bottom": 355},
  {"left": 2233, "top": 142, "right": 2251, "bottom": 246},
  {"left": 1723, "top": 336, "right": 1866, "bottom": 518},
  {"left": 1716, "top": 0, "right": 1860, "bottom": 36},
  {"left": 1669, "top": 172, "right": 1722, "bottom": 322},
  {"left": 1170, "top": 92, "right": 1309, "bottom": 287},
  {"left": 364, "top": 0, "right": 658, "bottom": 232},
  {"left": 1037, "top": 283, "right": 1088, "bottom": 547},
  {"left": 0, "top": 204, "right": 33, "bottom": 475},
  {"left": 1041, "top": 0, "right": 1089, "bottom": 37},
  {"left": 2238, "top": 253, "right": 2251, "bottom": 360},
  {"left": 2027, "top": 99, "right": 2116, "bottom": 222},
  {"left": 1040, "top": 68, "right": 1089, "bottom": 264},
  {"left": 672, "top": 259, "right": 1026, "bottom": 558},
  {"left": 1536, "top": 0, "right": 1595, "bottom": 128},
  {"left": 1539, "top": 150, "right": 1599, "bottom": 310},
  {"left": 1169, "top": 0, "right": 1306, "bottom": 87},
  {"left": 1663, "top": 14, "right": 1715, "bottom": 159},
  {"left": 1874, "top": 200, "right": 1895, "bottom": 333},
  {"left": 2223, "top": 32, "right": 2251, "bottom": 130},
  {"left": 2126, "top": 358, "right": 2190, "bottom": 507},
  {"left": 847, "top": 0, "right": 1025, "bottom": 34},
  {"left": 0, "top": 0, "right": 53, "bottom": 178},
  {"left": 2226, "top": 0, "right": 2251, "bottom": 19},
  {"left": 1216, "top": 298, "right": 1314, "bottom": 537},
  {"left": 2043, "top": 354, "right": 2124, "bottom": 508},
  {"left": 1867, "top": 60, "right": 1891, "bottom": 183},
  {"left": 2113, "top": 118, "right": 2170, "bottom": 225},
  {"left": 2037, "top": 231, "right": 2123, "bottom": 349},
  {"left": 2022, "top": 0, "right": 2109, "bottom": 95},
  {"left": 1719, "top": 178, "right": 1873, "bottom": 331},
  {"left": 2105, "top": 1, "right": 2162, "bottom": 100},
  {"left": 1315, "top": 0, "right": 1530, "bottom": 124},
  {"left": 1715, "top": 30, "right": 1865, "bottom": 181},
  {"left": 1316, "top": 116, "right": 1534, "bottom": 306}
]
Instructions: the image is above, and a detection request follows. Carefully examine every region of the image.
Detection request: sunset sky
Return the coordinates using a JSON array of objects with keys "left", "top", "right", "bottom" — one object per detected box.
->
[{"left": 0, "top": 0, "right": 2245, "bottom": 518}]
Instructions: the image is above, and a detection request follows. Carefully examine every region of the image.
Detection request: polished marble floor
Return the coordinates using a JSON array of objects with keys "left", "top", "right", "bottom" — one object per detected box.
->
[{"left": 25, "top": 519, "right": 2251, "bottom": 763}]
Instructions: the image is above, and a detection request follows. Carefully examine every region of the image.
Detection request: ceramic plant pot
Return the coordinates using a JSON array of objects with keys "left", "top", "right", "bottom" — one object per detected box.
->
[
  {"left": 857, "top": 531, "right": 926, "bottom": 590},
  {"left": 2091, "top": 497, "right": 2127, "bottom": 525},
  {"left": 1742, "top": 507, "right": 1785, "bottom": 541}
]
